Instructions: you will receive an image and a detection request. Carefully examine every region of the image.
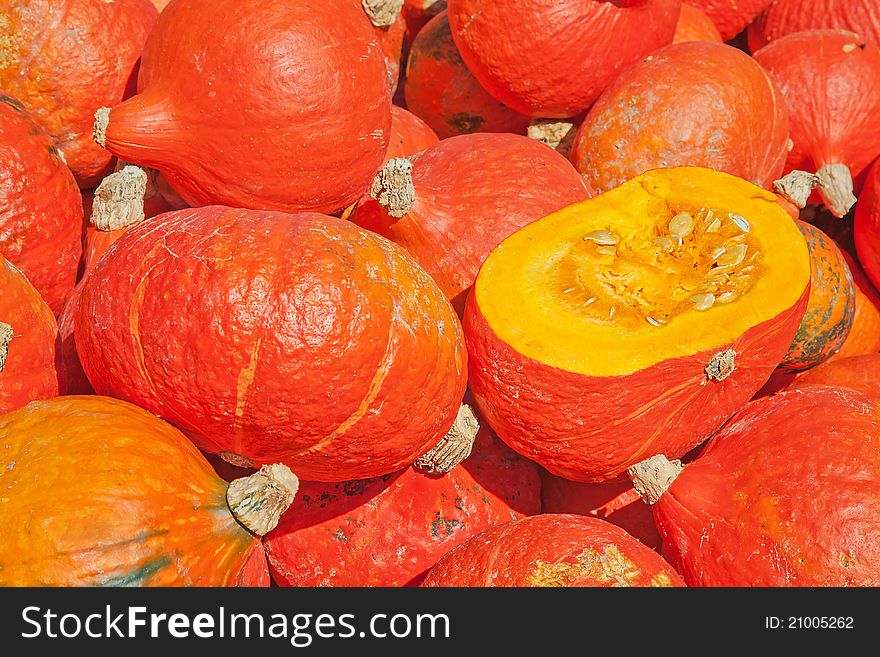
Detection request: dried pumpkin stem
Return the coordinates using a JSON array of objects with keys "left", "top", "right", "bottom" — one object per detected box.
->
[
  {"left": 414, "top": 403, "right": 479, "bottom": 475},
  {"left": 91, "top": 165, "right": 149, "bottom": 231},
  {"left": 527, "top": 118, "right": 579, "bottom": 158},
  {"left": 0, "top": 322, "right": 12, "bottom": 372},
  {"left": 705, "top": 349, "right": 736, "bottom": 381},
  {"left": 93, "top": 107, "right": 110, "bottom": 149},
  {"left": 361, "top": 0, "right": 403, "bottom": 28},
  {"left": 370, "top": 157, "right": 416, "bottom": 218},
  {"left": 227, "top": 463, "right": 299, "bottom": 536},
  {"left": 773, "top": 170, "right": 819, "bottom": 208},
  {"left": 628, "top": 455, "right": 683, "bottom": 505},
  {"left": 816, "top": 163, "right": 857, "bottom": 218}
]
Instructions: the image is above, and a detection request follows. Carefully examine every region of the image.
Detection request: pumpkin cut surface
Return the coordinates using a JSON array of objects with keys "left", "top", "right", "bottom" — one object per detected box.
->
[{"left": 465, "top": 167, "right": 810, "bottom": 482}]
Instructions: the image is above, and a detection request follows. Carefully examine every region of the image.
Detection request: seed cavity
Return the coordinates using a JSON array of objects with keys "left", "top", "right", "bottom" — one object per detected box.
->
[
  {"left": 715, "top": 243, "right": 747, "bottom": 268},
  {"left": 689, "top": 293, "right": 715, "bottom": 311}
]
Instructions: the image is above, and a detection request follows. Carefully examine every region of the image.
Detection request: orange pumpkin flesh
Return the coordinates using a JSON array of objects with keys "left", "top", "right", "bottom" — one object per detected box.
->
[
  {"left": 74, "top": 207, "right": 467, "bottom": 482},
  {"left": 0, "top": 258, "right": 59, "bottom": 414},
  {"left": 673, "top": 4, "right": 723, "bottom": 43},
  {"left": 465, "top": 167, "right": 810, "bottom": 483},
  {"left": 570, "top": 42, "right": 790, "bottom": 195},
  {"left": 420, "top": 514, "right": 684, "bottom": 587},
  {"left": 633, "top": 386, "right": 880, "bottom": 586},
  {"left": 0, "top": 396, "right": 294, "bottom": 586},
  {"left": 748, "top": 0, "right": 880, "bottom": 52}
]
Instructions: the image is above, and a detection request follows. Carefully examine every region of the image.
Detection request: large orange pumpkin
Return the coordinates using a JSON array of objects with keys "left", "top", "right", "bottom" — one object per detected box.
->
[
  {"left": 0, "top": 0, "right": 158, "bottom": 188},
  {"left": 790, "top": 354, "right": 880, "bottom": 400},
  {"left": 748, "top": 0, "right": 880, "bottom": 52},
  {"left": 684, "top": 0, "right": 773, "bottom": 40},
  {"left": 570, "top": 42, "right": 790, "bottom": 195},
  {"left": 0, "top": 258, "right": 59, "bottom": 415},
  {"left": 74, "top": 207, "right": 467, "bottom": 482},
  {"left": 631, "top": 386, "right": 880, "bottom": 586},
  {"left": 0, "top": 96, "right": 83, "bottom": 314},
  {"left": 0, "top": 396, "right": 289, "bottom": 586},
  {"left": 445, "top": 0, "right": 681, "bottom": 118},
  {"left": 465, "top": 167, "right": 809, "bottom": 483},
  {"left": 420, "top": 514, "right": 684, "bottom": 587},
  {"left": 361, "top": 0, "right": 407, "bottom": 94},
  {"left": 351, "top": 133, "right": 590, "bottom": 312},
  {"left": 96, "top": 0, "right": 391, "bottom": 215}
]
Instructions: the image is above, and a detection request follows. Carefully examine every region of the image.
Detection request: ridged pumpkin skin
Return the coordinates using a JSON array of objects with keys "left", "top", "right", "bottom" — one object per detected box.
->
[
  {"left": 0, "top": 396, "right": 264, "bottom": 586},
  {"left": 753, "top": 30, "right": 880, "bottom": 213},
  {"left": 0, "top": 258, "right": 59, "bottom": 414},
  {"left": 829, "top": 252, "right": 880, "bottom": 361},
  {"left": 571, "top": 42, "right": 789, "bottom": 195},
  {"left": 685, "top": 0, "right": 772, "bottom": 40},
  {"left": 445, "top": 0, "right": 681, "bottom": 118},
  {"left": 791, "top": 355, "right": 880, "bottom": 400},
  {"left": 74, "top": 207, "right": 467, "bottom": 482},
  {"left": 386, "top": 106, "right": 439, "bottom": 161},
  {"left": 540, "top": 470, "right": 661, "bottom": 551},
  {"left": 748, "top": 0, "right": 880, "bottom": 52},
  {"left": 352, "top": 133, "right": 591, "bottom": 311},
  {"left": 0, "top": 0, "right": 157, "bottom": 188},
  {"left": 673, "top": 4, "right": 723, "bottom": 43},
  {"left": 100, "top": 0, "right": 391, "bottom": 215},
  {"left": 421, "top": 514, "right": 684, "bottom": 587},
  {"left": 780, "top": 221, "right": 854, "bottom": 372},
  {"left": 404, "top": 11, "right": 530, "bottom": 139},
  {"left": 0, "top": 96, "right": 83, "bottom": 314},
  {"left": 264, "top": 424, "right": 542, "bottom": 587},
  {"left": 648, "top": 386, "right": 880, "bottom": 586}
]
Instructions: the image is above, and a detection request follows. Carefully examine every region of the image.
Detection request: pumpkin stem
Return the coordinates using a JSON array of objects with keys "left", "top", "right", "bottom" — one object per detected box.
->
[
  {"left": 816, "top": 163, "right": 857, "bottom": 218},
  {"left": 93, "top": 107, "right": 110, "bottom": 149},
  {"left": 414, "top": 403, "right": 479, "bottom": 475},
  {"left": 227, "top": 464, "right": 299, "bottom": 536},
  {"left": 628, "top": 454, "right": 682, "bottom": 505},
  {"left": 0, "top": 322, "right": 12, "bottom": 372},
  {"left": 91, "top": 165, "right": 149, "bottom": 231},
  {"left": 527, "top": 118, "right": 579, "bottom": 158},
  {"left": 705, "top": 349, "right": 736, "bottom": 381},
  {"left": 773, "top": 170, "right": 820, "bottom": 208},
  {"left": 361, "top": 0, "right": 403, "bottom": 28},
  {"left": 370, "top": 157, "right": 416, "bottom": 218}
]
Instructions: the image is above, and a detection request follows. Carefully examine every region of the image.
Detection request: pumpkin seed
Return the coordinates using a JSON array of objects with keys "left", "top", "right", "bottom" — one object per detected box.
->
[
  {"left": 652, "top": 237, "right": 675, "bottom": 252},
  {"left": 717, "top": 291, "right": 738, "bottom": 304},
  {"left": 705, "top": 216, "right": 722, "bottom": 233},
  {"left": 669, "top": 212, "right": 694, "bottom": 237},
  {"left": 689, "top": 293, "right": 716, "bottom": 311},
  {"left": 609, "top": 305, "right": 616, "bottom": 320},
  {"left": 729, "top": 213, "right": 750, "bottom": 232},
  {"left": 583, "top": 229, "right": 619, "bottom": 246},
  {"left": 597, "top": 246, "right": 617, "bottom": 256},
  {"left": 646, "top": 316, "right": 666, "bottom": 326},
  {"left": 716, "top": 243, "right": 747, "bottom": 267},
  {"left": 709, "top": 245, "right": 726, "bottom": 260},
  {"left": 585, "top": 297, "right": 597, "bottom": 306}
]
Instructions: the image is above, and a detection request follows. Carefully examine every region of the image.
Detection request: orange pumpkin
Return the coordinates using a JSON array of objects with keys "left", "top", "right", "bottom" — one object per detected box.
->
[
  {"left": 362, "top": 0, "right": 407, "bottom": 93},
  {"left": 791, "top": 354, "right": 880, "bottom": 400},
  {"left": 673, "top": 4, "right": 722, "bottom": 43},
  {"left": 386, "top": 106, "right": 439, "bottom": 161},
  {"left": 0, "top": 396, "right": 293, "bottom": 586},
  {"left": 748, "top": 0, "right": 880, "bottom": 52},
  {"left": 828, "top": 252, "right": 880, "bottom": 361},
  {"left": 685, "top": 0, "right": 772, "bottom": 41}
]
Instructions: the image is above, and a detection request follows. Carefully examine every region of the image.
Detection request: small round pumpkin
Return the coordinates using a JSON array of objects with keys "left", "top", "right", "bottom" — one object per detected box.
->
[
  {"left": 75, "top": 207, "right": 467, "bottom": 482},
  {"left": 748, "top": 0, "right": 880, "bottom": 52},
  {"left": 0, "top": 258, "right": 59, "bottom": 415},
  {"left": 570, "top": 42, "right": 790, "bottom": 195},
  {"left": 828, "top": 252, "right": 880, "bottom": 361},
  {"left": 265, "top": 414, "right": 541, "bottom": 587},
  {"left": 351, "top": 132, "right": 591, "bottom": 311},
  {"left": 96, "top": 0, "right": 392, "bottom": 215},
  {"left": 779, "top": 221, "right": 855, "bottom": 373},
  {"left": 0, "top": 396, "right": 292, "bottom": 586},
  {"left": 445, "top": 0, "right": 681, "bottom": 118},
  {"left": 0, "top": 0, "right": 158, "bottom": 188},
  {"left": 790, "top": 354, "right": 880, "bottom": 400},
  {"left": 465, "top": 167, "right": 810, "bottom": 482},
  {"left": 0, "top": 96, "right": 83, "bottom": 314},
  {"left": 754, "top": 30, "right": 880, "bottom": 217},
  {"left": 420, "top": 514, "right": 684, "bottom": 587},
  {"left": 386, "top": 106, "right": 439, "bottom": 161},
  {"left": 630, "top": 386, "right": 880, "bottom": 586},
  {"left": 673, "top": 4, "right": 723, "bottom": 43},
  {"left": 404, "top": 11, "right": 530, "bottom": 139}
]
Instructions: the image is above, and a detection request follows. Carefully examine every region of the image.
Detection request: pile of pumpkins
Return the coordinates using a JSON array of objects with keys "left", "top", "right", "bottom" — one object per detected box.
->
[{"left": 2, "top": 0, "right": 880, "bottom": 587}]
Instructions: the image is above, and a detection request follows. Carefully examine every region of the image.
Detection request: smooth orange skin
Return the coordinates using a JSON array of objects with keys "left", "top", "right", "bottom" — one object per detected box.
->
[
  {"left": 104, "top": 0, "right": 391, "bottom": 215},
  {"left": 780, "top": 222, "right": 854, "bottom": 372},
  {"left": 828, "top": 252, "right": 880, "bottom": 361},
  {"left": 0, "top": 96, "right": 83, "bottom": 314},
  {"left": 753, "top": 30, "right": 880, "bottom": 189},
  {"left": 0, "top": 396, "right": 261, "bottom": 586},
  {"left": 790, "top": 354, "right": 880, "bottom": 400},
  {"left": 374, "top": 10, "right": 406, "bottom": 94},
  {"left": 748, "top": 0, "right": 880, "bottom": 52},
  {"left": 684, "top": 0, "right": 772, "bottom": 40},
  {"left": 0, "top": 258, "right": 59, "bottom": 414},
  {"left": 540, "top": 469, "right": 661, "bottom": 551},
  {"left": 464, "top": 286, "right": 809, "bottom": 483},
  {"left": 653, "top": 386, "right": 880, "bottom": 586},
  {"left": 404, "top": 11, "right": 530, "bottom": 139},
  {"left": 265, "top": 424, "right": 541, "bottom": 587},
  {"left": 74, "top": 207, "right": 467, "bottom": 482},
  {"left": 446, "top": 0, "right": 681, "bottom": 118},
  {"left": 386, "top": 105, "right": 439, "bottom": 162},
  {"left": 353, "top": 133, "right": 591, "bottom": 312},
  {"left": 854, "top": 158, "right": 880, "bottom": 292},
  {"left": 0, "top": 0, "right": 158, "bottom": 189},
  {"left": 673, "top": 4, "right": 722, "bottom": 43},
  {"left": 571, "top": 42, "right": 790, "bottom": 195},
  {"left": 421, "top": 514, "right": 684, "bottom": 587}
]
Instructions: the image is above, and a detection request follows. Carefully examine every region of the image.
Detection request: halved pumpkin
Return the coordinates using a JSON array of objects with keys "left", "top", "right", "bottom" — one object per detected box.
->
[{"left": 464, "top": 167, "right": 810, "bottom": 483}]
